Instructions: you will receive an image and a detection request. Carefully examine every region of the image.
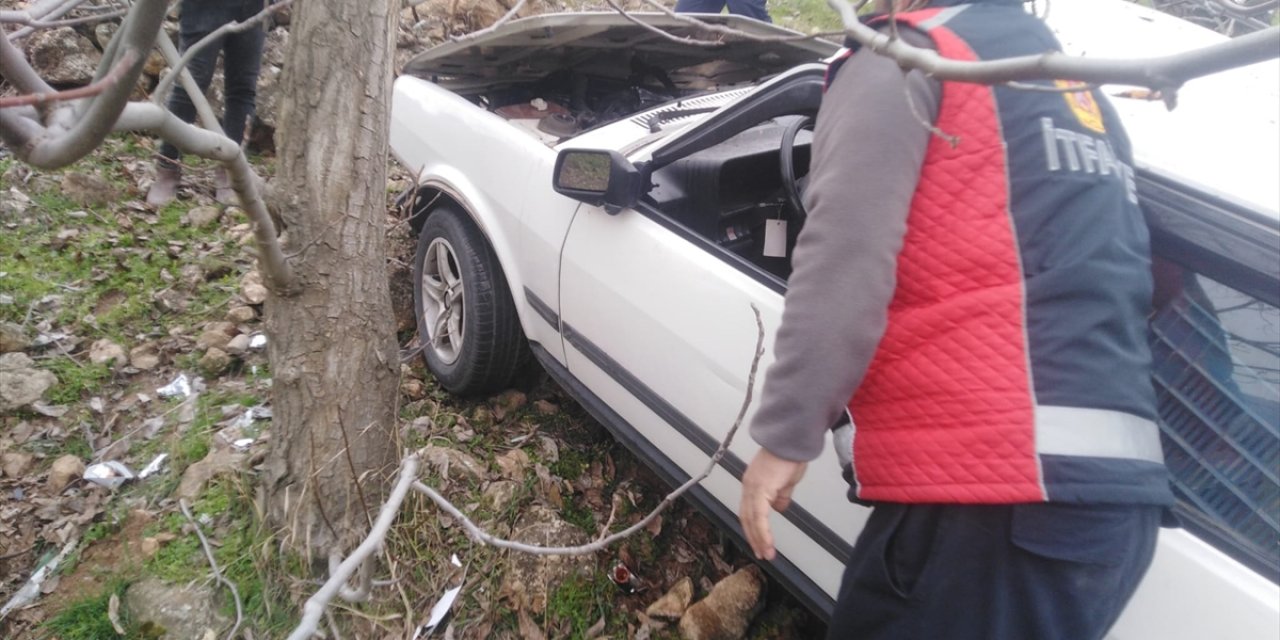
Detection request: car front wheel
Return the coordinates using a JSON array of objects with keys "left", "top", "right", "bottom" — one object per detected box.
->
[{"left": 412, "top": 205, "right": 525, "bottom": 395}]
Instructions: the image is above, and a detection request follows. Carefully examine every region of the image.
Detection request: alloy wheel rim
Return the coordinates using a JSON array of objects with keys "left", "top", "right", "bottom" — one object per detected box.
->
[{"left": 421, "top": 238, "right": 465, "bottom": 364}]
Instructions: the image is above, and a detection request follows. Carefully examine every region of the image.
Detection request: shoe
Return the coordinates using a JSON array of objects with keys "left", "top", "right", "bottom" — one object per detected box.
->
[
  {"left": 214, "top": 167, "right": 237, "bottom": 206},
  {"left": 146, "top": 164, "right": 180, "bottom": 208}
]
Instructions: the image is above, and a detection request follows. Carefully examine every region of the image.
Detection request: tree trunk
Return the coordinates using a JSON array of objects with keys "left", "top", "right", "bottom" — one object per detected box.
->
[{"left": 263, "top": 0, "right": 399, "bottom": 556}]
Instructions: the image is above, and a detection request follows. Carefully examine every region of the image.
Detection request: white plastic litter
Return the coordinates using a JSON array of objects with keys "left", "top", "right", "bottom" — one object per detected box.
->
[
  {"left": 0, "top": 538, "right": 78, "bottom": 621},
  {"left": 248, "top": 333, "right": 267, "bottom": 349},
  {"left": 232, "top": 438, "right": 255, "bottom": 452},
  {"left": 83, "top": 461, "right": 135, "bottom": 489},
  {"left": 138, "top": 454, "right": 169, "bottom": 479},
  {"left": 413, "top": 555, "right": 466, "bottom": 638},
  {"left": 157, "top": 373, "right": 192, "bottom": 399}
]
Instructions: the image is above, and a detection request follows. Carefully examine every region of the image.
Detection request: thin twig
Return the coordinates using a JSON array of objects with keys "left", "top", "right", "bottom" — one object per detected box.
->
[
  {"left": 601, "top": 0, "right": 726, "bottom": 48},
  {"left": 0, "top": 6, "right": 126, "bottom": 28},
  {"left": 180, "top": 499, "right": 244, "bottom": 640},
  {"left": 635, "top": 0, "right": 843, "bottom": 42},
  {"left": 0, "top": 51, "right": 134, "bottom": 108}
]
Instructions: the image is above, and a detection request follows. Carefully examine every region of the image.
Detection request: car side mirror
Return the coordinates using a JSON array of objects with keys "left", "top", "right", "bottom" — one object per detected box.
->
[{"left": 553, "top": 149, "right": 643, "bottom": 214}]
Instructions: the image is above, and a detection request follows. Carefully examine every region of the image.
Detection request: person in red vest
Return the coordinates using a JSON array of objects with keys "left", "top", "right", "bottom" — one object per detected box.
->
[{"left": 738, "top": 1, "right": 1173, "bottom": 638}]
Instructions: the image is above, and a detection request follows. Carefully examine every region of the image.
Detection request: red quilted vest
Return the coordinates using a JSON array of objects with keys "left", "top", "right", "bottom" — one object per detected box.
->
[{"left": 846, "top": 9, "right": 1043, "bottom": 504}]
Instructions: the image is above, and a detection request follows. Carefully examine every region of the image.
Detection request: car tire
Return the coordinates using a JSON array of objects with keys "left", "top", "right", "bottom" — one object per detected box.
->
[{"left": 412, "top": 205, "right": 526, "bottom": 395}]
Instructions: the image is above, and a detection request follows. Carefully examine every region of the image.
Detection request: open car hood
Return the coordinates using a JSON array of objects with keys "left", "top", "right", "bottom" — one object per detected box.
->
[{"left": 401, "top": 12, "right": 840, "bottom": 94}]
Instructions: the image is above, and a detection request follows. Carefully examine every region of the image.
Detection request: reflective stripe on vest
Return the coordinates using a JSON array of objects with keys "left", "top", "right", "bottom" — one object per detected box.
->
[{"left": 1036, "top": 406, "right": 1165, "bottom": 464}]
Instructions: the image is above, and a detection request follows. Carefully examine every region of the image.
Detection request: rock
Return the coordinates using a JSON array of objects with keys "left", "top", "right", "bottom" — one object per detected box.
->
[
  {"left": 187, "top": 205, "right": 222, "bottom": 228},
  {"left": 241, "top": 271, "right": 268, "bottom": 304},
  {"left": 420, "top": 445, "right": 487, "bottom": 482},
  {"left": 24, "top": 27, "right": 101, "bottom": 86},
  {"left": 495, "top": 448, "right": 530, "bottom": 480},
  {"left": 129, "top": 342, "right": 162, "bottom": 370},
  {"left": 494, "top": 389, "right": 527, "bottom": 415},
  {"left": 1, "top": 452, "right": 36, "bottom": 479},
  {"left": 199, "top": 348, "right": 232, "bottom": 376},
  {"left": 124, "top": 578, "right": 231, "bottom": 639},
  {"left": 48, "top": 454, "right": 85, "bottom": 494},
  {"left": 501, "top": 506, "right": 592, "bottom": 614},
  {"left": 647, "top": 577, "right": 695, "bottom": 621},
  {"left": 0, "top": 352, "right": 58, "bottom": 411},
  {"left": 533, "top": 399, "right": 559, "bottom": 416},
  {"left": 224, "top": 334, "right": 251, "bottom": 356},
  {"left": 94, "top": 23, "right": 166, "bottom": 77},
  {"left": 177, "top": 448, "right": 248, "bottom": 501},
  {"left": 0, "top": 321, "right": 30, "bottom": 353},
  {"left": 60, "top": 172, "right": 117, "bottom": 208},
  {"left": 678, "top": 566, "right": 767, "bottom": 640},
  {"left": 226, "top": 305, "right": 257, "bottom": 324},
  {"left": 483, "top": 480, "right": 519, "bottom": 512},
  {"left": 140, "top": 532, "right": 177, "bottom": 558},
  {"left": 401, "top": 378, "right": 426, "bottom": 400},
  {"left": 88, "top": 339, "right": 128, "bottom": 369},
  {"left": 196, "top": 322, "right": 236, "bottom": 351}
]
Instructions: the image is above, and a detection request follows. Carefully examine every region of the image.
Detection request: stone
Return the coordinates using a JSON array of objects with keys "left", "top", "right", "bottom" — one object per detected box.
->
[
  {"left": 482, "top": 480, "right": 519, "bottom": 512},
  {"left": 226, "top": 305, "right": 257, "bottom": 324},
  {"left": 420, "top": 445, "right": 487, "bottom": 482},
  {"left": 401, "top": 378, "right": 426, "bottom": 400},
  {"left": 129, "top": 342, "right": 162, "bottom": 370},
  {"left": 197, "top": 321, "right": 237, "bottom": 348},
  {"left": 678, "top": 566, "right": 767, "bottom": 640},
  {"left": 647, "top": 576, "right": 694, "bottom": 621},
  {"left": 1, "top": 452, "right": 36, "bottom": 479},
  {"left": 241, "top": 271, "right": 268, "bottom": 304},
  {"left": 495, "top": 448, "right": 530, "bottom": 481},
  {"left": 533, "top": 399, "right": 559, "bottom": 416},
  {"left": 24, "top": 27, "right": 101, "bottom": 86},
  {"left": 0, "top": 352, "right": 58, "bottom": 412},
  {"left": 187, "top": 205, "right": 222, "bottom": 228},
  {"left": 177, "top": 448, "right": 248, "bottom": 501},
  {"left": 495, "top": 389, "right": 527, "bottom": 414},
  {"left": 48, "top": 454, "right": 85, "bottom": 494},
  {"left": 224, "top": 334, "right": 251, "bottom": 356},
  {"left": 500, "top": 506, "right": 592, "bottom": 614},
  {"left": 88, "top": 339, "right": 128, "bottom": 369},
  {"left": 140, "top": 533, "right": 177, "bottom": 558},
  {"left": 199, "top": 348, "right": 232, "bottom": 376},
  {"left": 124, "top": 578, "right": 231, "bottom": 639},
  {"left": 94, "top": 23, "right": 166, "bottom": 77},
  {"left": 60, "top": 172, "right": 117, "bottom": 208},
  {"left": 0, "top": 321, "right": 30, "bottom": 353}
]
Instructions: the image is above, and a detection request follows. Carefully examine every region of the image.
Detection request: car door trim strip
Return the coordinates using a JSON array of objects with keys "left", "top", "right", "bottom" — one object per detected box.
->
[
  {"left": 528, "top": 340, "right": 838, "bottom": 621},
  {"left": 524, "top": 287, "right": 560, "bottom": 330},
  {"left": 560, "top": 321, "right": 854, "bottom": 565}
]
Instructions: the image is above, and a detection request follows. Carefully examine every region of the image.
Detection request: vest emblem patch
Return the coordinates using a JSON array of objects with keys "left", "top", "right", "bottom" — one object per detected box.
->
[{"left": 1055, "top": 80, "right": 1106, "bottom": 133}]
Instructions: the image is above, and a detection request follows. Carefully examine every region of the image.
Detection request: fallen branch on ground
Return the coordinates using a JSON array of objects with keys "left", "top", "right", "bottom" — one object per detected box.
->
[
  {"left": 180, "top": 499, "right": 244, "bottom": 640},
  {"left": 288, "top": 305, "right": 765, "bottom": 639}
]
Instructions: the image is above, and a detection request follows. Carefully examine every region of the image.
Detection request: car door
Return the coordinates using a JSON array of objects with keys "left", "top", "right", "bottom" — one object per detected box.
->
[{"left": 557, "top": 194, "right": 861, "bottom": 608}]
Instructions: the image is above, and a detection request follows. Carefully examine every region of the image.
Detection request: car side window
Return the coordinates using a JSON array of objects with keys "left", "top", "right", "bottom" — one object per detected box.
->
[{"left": 1150, "top": 264, "right": 1280, "bottom": 579}]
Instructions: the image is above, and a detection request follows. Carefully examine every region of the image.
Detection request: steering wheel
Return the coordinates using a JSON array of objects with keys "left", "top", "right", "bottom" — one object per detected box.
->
[{"left": 779, "top": 115, "right": 815, "bottom": 223}]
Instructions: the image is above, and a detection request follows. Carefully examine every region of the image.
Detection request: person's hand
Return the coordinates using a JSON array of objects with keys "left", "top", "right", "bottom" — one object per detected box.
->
[{"left": 739, "top": 448, "right": 807, "bottom": 561}]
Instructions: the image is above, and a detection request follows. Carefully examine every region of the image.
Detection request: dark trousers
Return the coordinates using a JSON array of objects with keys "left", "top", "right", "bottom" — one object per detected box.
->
[
  {"left": 673, "top": 0, "right": 772, "bottom": 23},
  {"left": 826, "top": 502, "right": 1161, "bottom": 640},
  {"left": 159, "top": 0, "right": 266, "bottom": 166}
]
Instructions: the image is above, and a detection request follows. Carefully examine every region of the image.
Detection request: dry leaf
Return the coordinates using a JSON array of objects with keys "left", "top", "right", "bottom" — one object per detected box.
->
[
  {"left": 585, "top": 616, "right": 607, "bottom": 639},
  {"left": 517, "top": 606, "right": 546, "bottom": 640},
  {"left": 644, "top": 515, "right": 663, "bottom": 537}
]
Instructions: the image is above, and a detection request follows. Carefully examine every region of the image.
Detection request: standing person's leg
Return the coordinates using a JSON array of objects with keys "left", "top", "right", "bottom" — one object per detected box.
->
[
  {"left": 725, "top": 0, "right": 771, "bottom": 22},
  {"left": 213, "top": 1, "right": 266, "bottom": 203},
  {"left": 673, "top": 0, "right": 729, "bottom": 15},
  {"left": 825, "top": 503, "right": 1161, "bottom": 640},
  {"left": 148, "top": 3, "right": 227, "bottom": 206}
]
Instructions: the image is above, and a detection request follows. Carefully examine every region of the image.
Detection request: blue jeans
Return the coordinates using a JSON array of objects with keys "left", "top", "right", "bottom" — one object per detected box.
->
[
  {"left": 159, "top": 0, "right": 266, "bottom": 165},
  {"left": 674, "top": 0, "right": 771, "bottom": 23},
  {"left": 825, "top": 502, "right": 1161, "bottom": 640}
]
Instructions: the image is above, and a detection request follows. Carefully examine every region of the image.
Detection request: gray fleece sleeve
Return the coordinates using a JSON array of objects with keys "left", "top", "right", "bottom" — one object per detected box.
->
[{"left": 748, "top": 48, "right": 941, "bottom": 462}]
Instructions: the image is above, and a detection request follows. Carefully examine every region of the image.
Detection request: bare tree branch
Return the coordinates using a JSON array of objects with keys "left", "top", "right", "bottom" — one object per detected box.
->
[
  {"left": 827, "top": 0, "right": 1280, "bottom": 99},
  {"left": 4, "top": 0, "right": 98, "bottom": 40},
  {"left": 635, "top": 0, "right": 844, "bottom": 43},
  {"left": 602, "top": 0, "right": 726, "bottom": 48},
  {"left": 16, "top": 0, "right": 166, "bottom": 168},
  {"left": 0, "top": 6, "right": 126, "bottom": 29},
  {"left": 153, "top": 29, "right": 225, "bottom": 138},
  {"left": 289, "top": 457, "right": 423, "bottom": 640},
  {"left": 0, "top": 50, "right": 132, "bottom": 107},
  {"left": 151, "top": 0, "right": 295, "bottom": 105},
  {"left": 180, "top": 498, "right": 244, "bottom": 640}
]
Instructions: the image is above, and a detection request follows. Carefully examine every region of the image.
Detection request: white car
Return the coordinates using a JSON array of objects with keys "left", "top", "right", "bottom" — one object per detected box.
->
[{"left": 390, "top": 3, "right": 1279, "bottom": 637}]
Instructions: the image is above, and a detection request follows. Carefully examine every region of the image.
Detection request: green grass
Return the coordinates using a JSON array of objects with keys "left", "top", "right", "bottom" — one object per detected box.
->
[
  {"left": 771, "top": 0, "right": 847, "bottom": 34},
  {"left": 41, "top": 360, "right": 113, "bottom": 405},
  {"left": 545, "top": 573, "right": 624, "bottom": 639},
  {"left": 39, "top": 578, "right": 133, "bottom": 640}
]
